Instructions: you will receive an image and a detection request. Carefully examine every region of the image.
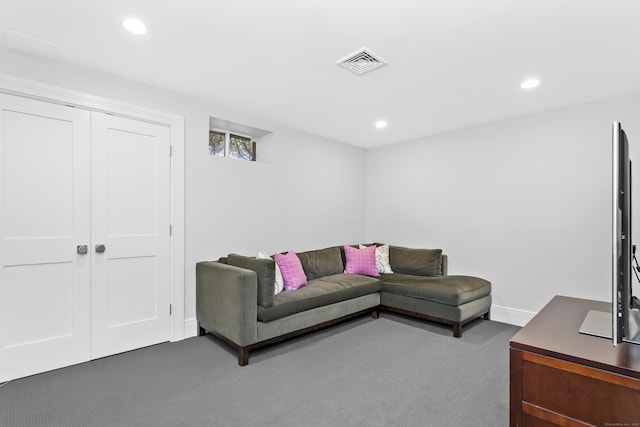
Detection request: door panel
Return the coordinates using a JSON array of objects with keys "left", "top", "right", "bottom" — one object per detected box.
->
[
  {"left": 0, "top": 94, "right": 91, "bottom": 382},
  {"left": 106, "top": 256, "right": 158, "bottom": 327},
  {"left": 106, "top": 128, "right": 159, "bottom": 236},
  {"left": 3, "top": 109, "right": 74, "bottom": 238},
  {"left": 91, "top": 112, "right": 170, "bottom": 359},
  {"left": 3, "top": 263, "right": 75, "bottom": 347}
]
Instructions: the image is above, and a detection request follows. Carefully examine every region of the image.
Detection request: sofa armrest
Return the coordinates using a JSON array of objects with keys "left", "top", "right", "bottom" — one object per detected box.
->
[{"left": 196, "top": 261, "right": 258, "bottom": 347}]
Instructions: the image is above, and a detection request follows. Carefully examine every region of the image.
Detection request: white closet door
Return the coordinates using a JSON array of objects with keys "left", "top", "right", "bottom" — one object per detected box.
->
[
  {"left": 90, "top": 112, "right": 171, "bottom": 359},
  {"left": 0, "top": 94, "right": 91, "bottom": 382}
]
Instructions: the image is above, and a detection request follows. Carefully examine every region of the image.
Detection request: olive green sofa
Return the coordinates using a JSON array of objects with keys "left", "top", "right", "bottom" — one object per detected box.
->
[{"left": 196, "top": 244, "right": 491, "bottom": 366}]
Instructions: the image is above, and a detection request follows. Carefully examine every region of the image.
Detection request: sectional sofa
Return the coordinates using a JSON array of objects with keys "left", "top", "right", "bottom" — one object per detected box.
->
[{"left": 196, "top": 244, "right": 491, "bottom": 365}]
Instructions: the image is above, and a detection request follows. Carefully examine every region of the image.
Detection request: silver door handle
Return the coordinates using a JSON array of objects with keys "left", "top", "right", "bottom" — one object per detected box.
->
[
  {"left": 77, "top": 245, "right": 88, "bottom": 255},
  {"left": 95, "top": 244, "right": 106, "bottom": 253}
]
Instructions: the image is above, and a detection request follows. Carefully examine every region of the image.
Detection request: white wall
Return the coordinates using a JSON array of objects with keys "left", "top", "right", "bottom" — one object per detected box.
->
[
  {"left": 5, "top": 49, "right": 640, "bottom": 331},
  {"left": 365, "top": 95, "right": 640, "bottom": 325},
  {"left": 187, "top": 127, "right": 366, "bottom": 325},
  {"left": 0, "top": 50, "right": 367, "bottom": 335}
]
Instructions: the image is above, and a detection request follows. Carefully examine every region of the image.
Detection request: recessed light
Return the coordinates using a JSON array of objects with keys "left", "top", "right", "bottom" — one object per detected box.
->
[
  {"left": 375, "top": 121, "right": 387, "bottom": 129},
  {"left": 521, "top": 78, "right": 540, "bottom": 89},
  {"left": 123, "top": 18, "right": 147, "bottom": 35}
]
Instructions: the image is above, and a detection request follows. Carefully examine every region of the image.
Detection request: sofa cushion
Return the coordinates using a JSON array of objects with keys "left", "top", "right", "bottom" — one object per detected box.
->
[
  {"left": 380, "top": 274, "right": 490, "bottom": 306},
  {"left": 296, "top": 246, "right": 344, "bottom": 281},
  {"left": 228, "top": 253, "right": 276, "bottom": 307},
  {"left": 344, "top": 245, "right": 379, "bottom": 277},
  {"left": 257, "top": 273, "right": 381, "bottom": 322},
  {"left": 389, "top": 246, "right": 442, "bottom": 276},
  {"left": 274, "top": 251, "right": 307, "bottom": 291}
]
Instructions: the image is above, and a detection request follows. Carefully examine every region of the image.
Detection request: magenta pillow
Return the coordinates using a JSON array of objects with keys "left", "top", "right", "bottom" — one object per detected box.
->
[
  {"left": 274, "top": 251, "right": 307, "bottom": 291},
  {"left": 343, "top": 245, "right": 380, "bottom": 277}
]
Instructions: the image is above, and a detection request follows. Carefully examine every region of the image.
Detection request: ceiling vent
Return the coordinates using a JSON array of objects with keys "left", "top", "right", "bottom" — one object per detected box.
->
[{"left": 336, "top": 47, "right": 387, "bottom": 75}]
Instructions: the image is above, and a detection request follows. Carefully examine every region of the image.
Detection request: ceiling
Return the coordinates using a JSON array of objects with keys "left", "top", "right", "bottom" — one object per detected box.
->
[{"left": 1, "top": 0, "right": 640, "bottom": 148}]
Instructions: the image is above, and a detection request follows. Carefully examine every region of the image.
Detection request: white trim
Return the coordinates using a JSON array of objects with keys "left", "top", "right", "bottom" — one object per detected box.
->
[
  {"left": 0, "top": 73, "right": 179, "bottom": 125},
  {"left": 0, "top": 72, "right": 186, "bottom": 343},
  {"left": 169, "top": 118, "right": 185, "bottom": 342},
  {"left": 490, "top": 304, "right": 536, "bottom": 327},
  {"left": 184, "top": 318, "right": 199, "bottom": 338}
]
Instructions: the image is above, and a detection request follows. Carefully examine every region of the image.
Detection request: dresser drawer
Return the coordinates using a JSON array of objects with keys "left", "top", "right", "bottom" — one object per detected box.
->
[{"left": 519, "top": 351, "right": 640, "bottom": 426}]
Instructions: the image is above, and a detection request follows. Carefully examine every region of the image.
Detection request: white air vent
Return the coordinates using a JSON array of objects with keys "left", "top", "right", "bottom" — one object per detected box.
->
[{"left": 336, "top": 47, "right": 387, "bottom": 75}]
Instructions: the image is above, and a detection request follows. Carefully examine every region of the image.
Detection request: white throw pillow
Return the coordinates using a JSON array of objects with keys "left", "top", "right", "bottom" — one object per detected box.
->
[
  {"left": 360, "top": 244, "right": 393, "bottom": 274},
  {"left": 258, "top": 252, "right": 284, "bottom": 295}
]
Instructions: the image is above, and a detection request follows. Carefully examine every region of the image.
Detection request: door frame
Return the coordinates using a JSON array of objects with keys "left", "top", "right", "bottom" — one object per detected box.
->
[{"left": 0, "top": 72, "right": 186, "bottom": 342}]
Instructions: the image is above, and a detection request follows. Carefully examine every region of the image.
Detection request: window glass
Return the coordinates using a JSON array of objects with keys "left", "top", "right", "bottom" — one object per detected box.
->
[
  {"left": 209, "top": 131, "right": 225, "bottom": 157},
  {"left": 229, "top": 134, "right": 256, "bottom": 161}
]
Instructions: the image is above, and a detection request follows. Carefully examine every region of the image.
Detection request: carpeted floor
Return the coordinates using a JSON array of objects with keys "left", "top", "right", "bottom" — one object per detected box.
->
[{"left": 0, "top": 313, "right": 520, "bottom": 427}]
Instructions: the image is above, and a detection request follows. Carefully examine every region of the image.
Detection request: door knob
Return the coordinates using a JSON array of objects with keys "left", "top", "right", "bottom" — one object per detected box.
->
[
  {"left": 77, "top": 245, "right": 88, "bottom": 255},
  {"left": 95, "top": 244, "right": 106, "bottom": 253}
]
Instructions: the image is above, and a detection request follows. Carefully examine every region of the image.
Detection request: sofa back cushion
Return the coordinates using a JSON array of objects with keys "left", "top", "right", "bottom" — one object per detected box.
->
[
  {"left": 389, "top": 246, "right": 443, "bottom": 276},
  {"left": 228, "top": 253, "right": 276, "bottom": 307},
  {"left": 296, "top": 246, "right": 344, "bottom": 281}
]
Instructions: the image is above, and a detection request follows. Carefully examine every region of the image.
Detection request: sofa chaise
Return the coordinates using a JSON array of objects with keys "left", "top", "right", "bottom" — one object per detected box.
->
[{"left": 196, "top": 244, "right": 491, "bottom": 366}]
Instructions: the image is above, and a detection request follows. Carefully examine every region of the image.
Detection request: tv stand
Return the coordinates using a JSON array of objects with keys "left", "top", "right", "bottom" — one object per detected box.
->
[{"left": 510, "top": 296, "right": 640, "bottom": 426}]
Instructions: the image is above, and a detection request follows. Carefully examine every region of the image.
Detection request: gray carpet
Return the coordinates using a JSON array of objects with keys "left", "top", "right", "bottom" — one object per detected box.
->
[{"left": 0, "top": 313, "right": 520, "bottom": 427}]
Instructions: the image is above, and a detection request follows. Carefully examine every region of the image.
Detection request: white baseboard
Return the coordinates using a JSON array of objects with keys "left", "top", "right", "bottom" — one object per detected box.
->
[
  {"left": 490, "top": 304, "right": 536, "bottom": 327},
  {"left": 184, "top": 318, "right": 198, "bottom": 338}
]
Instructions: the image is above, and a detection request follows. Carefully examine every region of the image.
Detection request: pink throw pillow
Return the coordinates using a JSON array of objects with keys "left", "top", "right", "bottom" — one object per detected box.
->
[
  {"left": 343, "top": 245, "right": 380, "bottom": 277},
  {"left": 274, "top": 251, "right": 307, "bottom": 291}
]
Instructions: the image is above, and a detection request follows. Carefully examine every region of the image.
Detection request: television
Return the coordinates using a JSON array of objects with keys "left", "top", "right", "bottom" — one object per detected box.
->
[{"left": 580, "top": 122, "right": 640, "bottom": 345}]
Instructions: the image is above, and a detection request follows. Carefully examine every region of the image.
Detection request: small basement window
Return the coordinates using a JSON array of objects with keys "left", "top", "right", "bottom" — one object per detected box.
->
[
  {"left": 209, "top": 116, "right": 271, "bottom": 162},
  {"left": 209, "top": 130, "right": 256, "bottom": 161}
]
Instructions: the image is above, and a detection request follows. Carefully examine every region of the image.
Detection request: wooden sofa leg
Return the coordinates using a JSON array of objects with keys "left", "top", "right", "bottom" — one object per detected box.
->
[
  {"left": 453, "top": 323, "right": 462, "bottom": 338},
  {"left": 239, "top": 347, "right": 250, "bottom": 366},
  {"left": 371, "top": 309, "right": 379, "bottom": 319},
  {"left": 483, "top": 311, "right": 491, "bottom": 321}
]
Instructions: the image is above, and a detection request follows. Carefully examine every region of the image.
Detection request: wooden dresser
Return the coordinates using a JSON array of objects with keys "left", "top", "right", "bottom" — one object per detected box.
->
[{"left": 510, "top": 295, "right": 640, "bottom": 426}]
